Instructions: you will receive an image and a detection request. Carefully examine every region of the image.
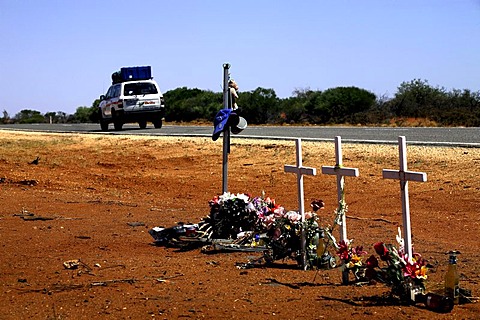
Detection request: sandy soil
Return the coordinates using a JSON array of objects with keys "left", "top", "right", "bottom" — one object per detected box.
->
[{"left": 0, "top": 129, "right": 479, "bottom": 319}]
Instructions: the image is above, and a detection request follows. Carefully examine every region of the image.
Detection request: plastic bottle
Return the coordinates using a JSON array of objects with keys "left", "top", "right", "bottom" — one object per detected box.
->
[
  {"left": 445, "top": 250, "right": 460, "bottom": 304},
  {"left": 415, "top": 292, "right": 454, "bottom": 313}
]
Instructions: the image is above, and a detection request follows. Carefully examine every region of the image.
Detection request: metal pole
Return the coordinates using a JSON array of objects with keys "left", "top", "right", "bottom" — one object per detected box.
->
[{"left": 221, "top": 63, "right": 230, "bottom": 194}]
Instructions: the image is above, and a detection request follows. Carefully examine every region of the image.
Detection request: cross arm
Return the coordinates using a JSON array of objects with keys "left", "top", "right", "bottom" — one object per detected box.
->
[
  {"left": 382, "top": 169, "right": 427, "bottom": 182},
  {"left": 321, "top": 166, "right": 359, "bottom": 177},
  {"left": 284, "top": 165, "right": 317, "bottom": 176}
]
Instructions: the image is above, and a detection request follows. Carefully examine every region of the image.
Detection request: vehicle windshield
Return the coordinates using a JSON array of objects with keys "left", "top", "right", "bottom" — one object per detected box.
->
[{"left": 124, "top": 82, "right": 158, "bottom": 96}]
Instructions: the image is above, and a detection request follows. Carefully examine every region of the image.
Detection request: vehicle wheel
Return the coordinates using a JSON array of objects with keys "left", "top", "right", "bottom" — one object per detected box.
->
[
  {"left": 98, "top": 109, "right": 109, "bottom": 131},
  {"left": 138, "top": 120, "right": 147, "bottom": 129},
  {"left": 113, "top": 120, "right": 123, "bottom": 131},
  {"left": 153, "top": 118, "right": 162, "bottom": 129},
  {"left": 100, "top": 120, "right": 109, "bottom": 131},
  {"left": 112, "top": 110, "right": 123, "bottom": 131}
]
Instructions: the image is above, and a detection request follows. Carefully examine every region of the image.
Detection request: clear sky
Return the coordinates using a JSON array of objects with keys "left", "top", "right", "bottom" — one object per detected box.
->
[{"left": 1, "top": 1, "right": 479, "bottom": 116}]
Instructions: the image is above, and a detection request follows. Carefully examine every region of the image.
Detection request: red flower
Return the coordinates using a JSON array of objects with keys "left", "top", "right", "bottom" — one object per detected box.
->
[
  {"left": 403, "top": 262, "right": 419, "bottom": 279},
  {"left": 374, "top": 242, "right": 389, "bottom": 260},
  {"left": 310, "top": 199, "right": 325, "bottom": 212},
  {"left": 337, "top": 240, "right": 351, "bottom": 261},
  {"left": 366, "top": 255, "right": 379, "bottom": 269},
  {"left": 208, "top": 196, "right": 219, "bottom": 207}
]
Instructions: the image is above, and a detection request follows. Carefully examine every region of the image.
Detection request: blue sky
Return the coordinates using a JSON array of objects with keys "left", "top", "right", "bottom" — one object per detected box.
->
[{"left": 1, "top": 1, "right": 479, "bottom": 116}]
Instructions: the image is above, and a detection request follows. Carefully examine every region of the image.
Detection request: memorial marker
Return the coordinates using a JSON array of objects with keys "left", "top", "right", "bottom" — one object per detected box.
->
[
  {"left": 321, "top": 136, "right": 359, "bottom": 242},
  {"left": 284, "top": 138, "right": 317, "bottom": 270},
  {"left": 382, "top": 136, "right": 427, "bottom": 260}
]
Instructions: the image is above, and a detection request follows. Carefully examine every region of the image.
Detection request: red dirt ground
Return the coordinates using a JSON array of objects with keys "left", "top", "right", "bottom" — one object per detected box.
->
[{"left": 0, "top": 130, "right": 479, "bottom": 319}]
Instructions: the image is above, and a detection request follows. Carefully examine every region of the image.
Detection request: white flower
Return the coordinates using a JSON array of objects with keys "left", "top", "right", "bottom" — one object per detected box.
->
[
  {"left": 396, "top": 227, "right": 404, "bottom": 252},
  {"left": 246, "top": 202, "right": 255, "bottom": 212},
  {"left": 218, "top": 192, "right": 232, "bottom": 205},
  {"left": 286, "top": 211, "right": 301, "bottom": 223},
  {"left": 236, "top": 193, "right": 250, "bottom": 203}
]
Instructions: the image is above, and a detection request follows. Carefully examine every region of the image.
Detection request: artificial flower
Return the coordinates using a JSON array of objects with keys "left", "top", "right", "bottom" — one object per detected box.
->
[
  {"left": 374, "top": 242, "right": 389, "bottom": 260},
  {"left": 304, "top": 211, "right": 314, "bottom": 220},
  {"left": 311, "top": 199, "right": 325, "bottom": 212},
  {"left": 366, "top": 255, "right": 379, "bottom": 269},
  {"left": 286, "top": 211, "right": 301, "bottom": 223}
]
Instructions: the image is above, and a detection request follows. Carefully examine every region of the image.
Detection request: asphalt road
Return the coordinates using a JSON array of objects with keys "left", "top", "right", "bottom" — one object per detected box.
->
[{"left": 1, "top": 123, "right": 479, "bottom": 147}]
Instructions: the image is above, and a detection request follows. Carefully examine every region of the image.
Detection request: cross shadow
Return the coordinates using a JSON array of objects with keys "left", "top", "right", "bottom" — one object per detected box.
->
[
  {"left": 318, "top": 294, "right": 406, "bottom": 307},
  {"left": 262, "top": 278, "right": 343, "bottom": 290}
]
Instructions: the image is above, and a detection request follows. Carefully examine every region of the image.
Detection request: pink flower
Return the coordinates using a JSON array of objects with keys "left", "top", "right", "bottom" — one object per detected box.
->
[
  {"left": 262, "top": 214, "right": 275, "bottom": 228},
  {"left": 352, "top": 245, "right": 367, "bottom": 257},
  {"left": 286, "top": 211, "right": 301, "bottom": 223},
  {"left": 272, "top": 206, "right": 285, "bottom": 217},
  {"left": 337, "top": 240, "right": 351, "bottom": 261}
]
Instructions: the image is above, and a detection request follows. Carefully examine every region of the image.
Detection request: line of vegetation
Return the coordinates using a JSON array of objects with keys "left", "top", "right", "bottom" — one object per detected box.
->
[{"left": 2, "top": 79, "right": 479, "bottom": 127}]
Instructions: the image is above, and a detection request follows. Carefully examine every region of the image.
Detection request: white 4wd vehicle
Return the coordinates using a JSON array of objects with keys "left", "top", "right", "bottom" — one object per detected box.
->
[{"left": 98, "top": 67, "right": 165, "bottom": 131}]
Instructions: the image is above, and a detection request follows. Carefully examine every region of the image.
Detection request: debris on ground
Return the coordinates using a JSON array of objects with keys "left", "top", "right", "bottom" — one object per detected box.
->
[{"left": 30, "top": 156, "right": 40, "bottom": 165}]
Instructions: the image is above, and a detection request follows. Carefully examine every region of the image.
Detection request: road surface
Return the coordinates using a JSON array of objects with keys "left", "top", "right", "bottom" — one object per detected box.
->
[{"left": 1, "top": 123, "right": 478, "bottom": 147}]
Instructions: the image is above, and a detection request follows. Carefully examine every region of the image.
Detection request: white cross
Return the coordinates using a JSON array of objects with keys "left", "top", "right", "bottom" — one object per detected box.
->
[
  {"left": 284, "top": 138, "right": 317, "bottom": 270},
  {"left": 321, "top": 136, "right": 359, "bottom": 242},
  {"left": 382, "top": 136, "right": 427, "bottom": 260}
]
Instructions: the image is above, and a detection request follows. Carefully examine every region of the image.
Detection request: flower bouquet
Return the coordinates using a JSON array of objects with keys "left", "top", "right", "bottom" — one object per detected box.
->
[
  {"left": 365, "top": 228, "right": 428, "bottom": 303},
  {"left": 203, "top": 192, "right": 328, "bottom": 268},
  {"left": 337, "top": 239, "right": 368, "bottom": 282}
]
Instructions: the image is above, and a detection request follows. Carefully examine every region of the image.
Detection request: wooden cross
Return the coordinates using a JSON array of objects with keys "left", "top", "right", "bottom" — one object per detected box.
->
[
  {"left": 382, "top": 136, "right": 427, "bottom": 260},
  {"left": 321, "top": 136, "right": 359, "bottom": 243},
  {"left": 284, "top": 138, "right": 317, "bottom": 270}
]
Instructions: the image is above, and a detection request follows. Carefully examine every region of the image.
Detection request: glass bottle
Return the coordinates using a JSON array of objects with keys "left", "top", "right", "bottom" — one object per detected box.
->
[
  {"left": 316, "top": 227, "right": 326, "bottom": 257},
  {"left": 444, "top": 250, "right": 460, "bottom": 304},
  {"left": 415, "top": 292, "right": 454, "bottom": 313}
]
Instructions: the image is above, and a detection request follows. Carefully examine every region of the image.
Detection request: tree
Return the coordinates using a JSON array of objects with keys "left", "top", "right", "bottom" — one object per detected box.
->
[
  {"left": 276, "top": 88, "right": 320, "bottom": 124},
  {"left": 388, "top": 79, "right": 480, "bottom": 126},
  {"left": 14, "top": 109, "right": 45, "bottom": 123},
  {"left": 1, "top": 110, "right": 10, "bottom": 124},
  {"left": 353, "top": 93, "right": 395, "bottom": 125},
  {"left": 239, "top": 87, "right": 279, "bottom": 124},
  {"left": 391, "top": 79, "right": 447, "bottom": 118},
  {"left": 73, "top": 106, "right": 94, "bottom": 123},
  {"left": 44, "top": 112, "right": 56, "bottom": 123},
  {"left": 164, "top": 87, "right": 222, "bottom": 122},
  {"left": 311, "top": 87, "right": 376, "bottom": 124}
]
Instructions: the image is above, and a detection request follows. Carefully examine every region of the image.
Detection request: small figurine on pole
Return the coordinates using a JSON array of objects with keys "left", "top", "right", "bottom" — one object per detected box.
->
[
  {"left": 212, "top": 63, "right": 247, "bottom": 194},
  {"left": 228, "top": 79, "right": 239, "bottom": 111}
]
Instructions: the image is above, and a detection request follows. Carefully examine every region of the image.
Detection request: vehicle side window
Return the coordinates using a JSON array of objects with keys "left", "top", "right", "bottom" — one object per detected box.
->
[
  {"left": 113, "top": 85, "right": 121, "bottom": 98},
  {"left": 105, "top": 87, "right": 114, "bottom": 99}
]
